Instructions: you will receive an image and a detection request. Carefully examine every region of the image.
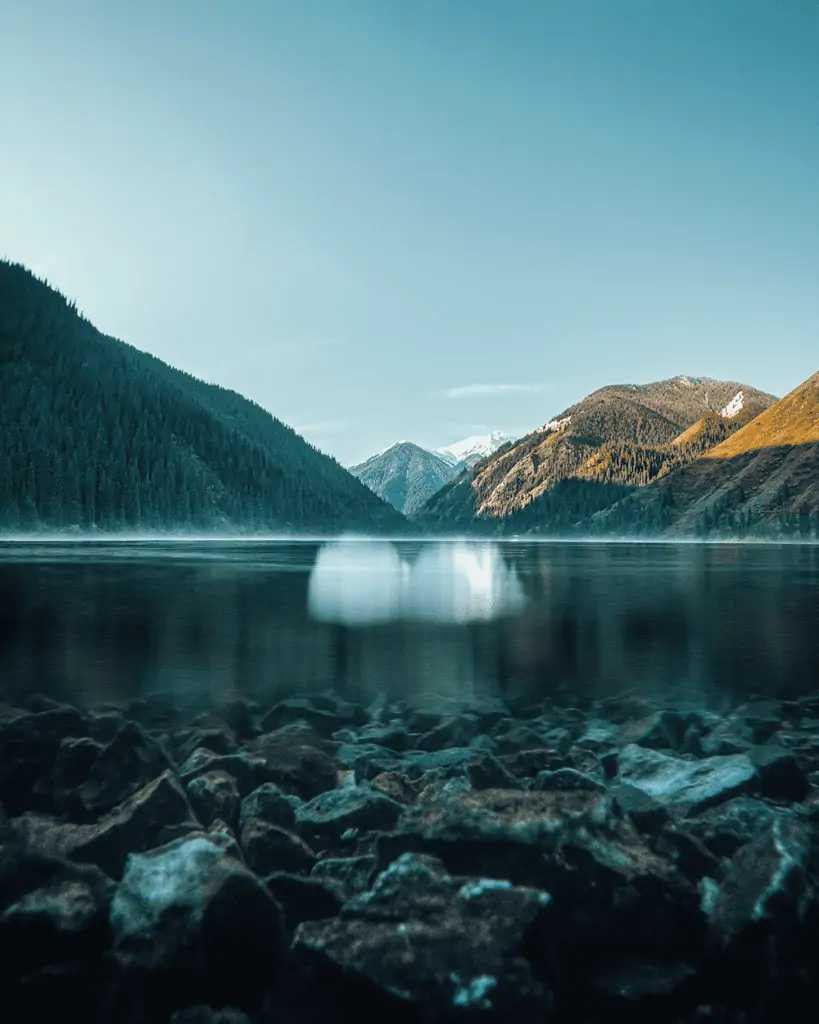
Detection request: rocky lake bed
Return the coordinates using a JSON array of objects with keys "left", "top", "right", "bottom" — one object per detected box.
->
[{"left": 2, "top": 685, "right": 819, "bottom": 1023}]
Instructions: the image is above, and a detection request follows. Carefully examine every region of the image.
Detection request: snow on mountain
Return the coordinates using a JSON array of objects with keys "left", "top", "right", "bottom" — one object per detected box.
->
[
  {"left": 435, "top": 431, "right": 514, "bottom": 467},
  {"left": 536, "top": 415, "right": 572, "bottom": 434},
  {"left": 720, "top": 391, "right": 745, "bottom": 418}
]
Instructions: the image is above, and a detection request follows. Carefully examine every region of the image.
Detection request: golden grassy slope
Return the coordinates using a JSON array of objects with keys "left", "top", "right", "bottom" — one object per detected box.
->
[{"left": 704, "top": 372, "right": 819, "bottom": 458}]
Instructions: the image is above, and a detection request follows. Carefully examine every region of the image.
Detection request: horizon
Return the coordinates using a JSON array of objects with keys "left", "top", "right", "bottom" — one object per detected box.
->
[{"left": 2, "top": 0, "right": 817, "bottom": 464}]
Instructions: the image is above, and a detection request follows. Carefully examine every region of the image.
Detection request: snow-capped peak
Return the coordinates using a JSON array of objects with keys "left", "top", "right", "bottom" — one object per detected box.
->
[
  {"left": 720, "top": 391, "right": 744, "bottom": 418},
  {"left": 435, "top": 431, "right": 513, "bottom": 466}
]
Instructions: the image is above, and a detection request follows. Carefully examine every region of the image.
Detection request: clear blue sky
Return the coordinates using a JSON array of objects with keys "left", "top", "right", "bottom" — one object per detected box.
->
[{"left": 1, "top": 0, "right": 817, "bottom": 466}]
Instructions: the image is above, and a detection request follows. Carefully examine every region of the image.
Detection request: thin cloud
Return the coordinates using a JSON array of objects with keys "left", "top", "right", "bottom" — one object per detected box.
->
[
  {"left": 441, "top": 383, "right": 548, "bottom": 399},
  {"left": 295, "top": 419, "right": 351, "bottom": 436}
]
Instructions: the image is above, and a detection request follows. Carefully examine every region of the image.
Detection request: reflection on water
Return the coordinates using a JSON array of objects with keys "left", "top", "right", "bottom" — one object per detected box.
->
[
  {"left": 307, "top": 540, "right": 525, "bottom": 624},
  {"left": 0, "top": 540, "right": 818, "bottom": 714}
]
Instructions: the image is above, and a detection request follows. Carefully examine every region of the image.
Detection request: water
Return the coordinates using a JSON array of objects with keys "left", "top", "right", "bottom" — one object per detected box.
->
[{"left": 1, "top": 539, "right": 818, "bottom": 715}]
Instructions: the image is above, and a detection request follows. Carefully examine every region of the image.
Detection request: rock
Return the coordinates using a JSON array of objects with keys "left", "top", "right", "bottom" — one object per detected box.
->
[
  {"left": 260, "top": 698, "right": 346, "bottom": 738},
  {"left": 249, "top": 725, "right": 340, "bottom": 799},
  {"left": 377, "top": 788, "right": 706, "bottom": 962},
  {"left": 748, "top": 744, "right": 809, "bottom": 802},
  {"left": 240, "top": 782, "right": 298, "bottom": 830},
  {"left": 466, "top": 752, "right": 522, "bottom": 791},
  {"left": 684, "top": 798, "right": 781, "bottom": 857},
  {"left": 415, "top": 715, "right": 482, "bottom": 751},
  {"left": 740, "top": 700, "right": 783, "bottom": 744},
  {"left": 356, "top": 724, "right": 412, "bottom": 751},
  {"left": 179, "top": 748, "right": 277, "bottom": 798},
  {"left": 703, "top": 817, "right": 815, "bottom": 1013},
  {"left": 611, "top": 784, "right": 669, "bottom": 832},
  {"left": 499, "top": 748, "right": 565, "bottom": 779},
  {"left": 295, "top": 786, "right": 403, "bottom": 845},
  {"left": 575, "top": 719, "right": 620, "bottom": 752},
  {"left": 309, "top": 855, "right": 378, "bottom": 901},
  {"left": 617, "top": 745, "right": 756, "bottom": 815},
  {"left": 652, "top": 828, "right": 723, "bottom": 885},
  {"left": 0, "top": 878, "right": 111, "bottom": 976},
  {"left": 13, "top": 769, "right": 196, "bottom": 879},
  {"left": 51, "top": 736, "right": 104, "bottom": 816},
  {"left": 291, "top": 853, "right": 555, "bottom": 1020},
  {"left": 533, "top": 768, "right": 607, "bottom": 794},
  {"left": 699, "top": 715, "right": 754, "bottom": 756},
  {"left": 336, "top": 742, "right": 400, "bottom": 778},
  {"left": 370, "top": 771, "right": 419, "bottom": 805},
  {"left": 111, "top": 834, "right": 285, "bottom": 1016},
  {"left": 73, "top": 721, "right": 174, "bottom": 821},
  {"left": 240, "top": 817, "right": 317, "bottom": 875},
  {"left": 619, "top": 710, "right": 697, "bottom": 751},
  {"left": 186, "top": 771, "right": 241, "bottom": 829},
  {"left": 173, "top": 726, "right": 237, "bottom": 766},
  {"left": 265, "top": 871, "right": 342, "bottom": 932},
  {"left": 490, "top": 725, "right": 550, "bottom": 756},
  {"left": 0, "top": 702, "right": 86, "bottom": 814}
]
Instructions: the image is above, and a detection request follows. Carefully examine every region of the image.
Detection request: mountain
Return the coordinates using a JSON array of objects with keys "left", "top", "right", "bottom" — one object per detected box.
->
[
  {"left": 349, "top": 430, "right": 515, "bottom": 516},
  {"left": 417, "top": 376, "right": 777, "bottom": 531},
  {"left": 0, "top": 261, "right": 408, "bottom": 534},
  {"left": 348, "top": 442, "right": 459, "bottom": 516},
  {"left": 435, "top": 431, "right": 514, "bottom": 468},
  {"left": 588, "top": 372, "right": 819, "bottom": 538}
]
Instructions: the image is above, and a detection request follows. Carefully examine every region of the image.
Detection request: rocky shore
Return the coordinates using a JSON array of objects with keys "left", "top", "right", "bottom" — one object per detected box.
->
[{"left": 2, "top": 686, "right": 819, "bottom": 1023}]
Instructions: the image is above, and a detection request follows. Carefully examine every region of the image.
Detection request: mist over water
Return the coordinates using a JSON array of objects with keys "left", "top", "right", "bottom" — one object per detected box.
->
[{"left": 1, "top": 539, "right": 818, "bottom": 714}]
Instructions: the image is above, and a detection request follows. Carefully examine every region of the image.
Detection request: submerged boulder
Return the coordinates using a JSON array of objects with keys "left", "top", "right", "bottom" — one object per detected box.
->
[
  {"left": 110, "top": 834, "right": 285, "bottom": 1016},
  {"left": 292, "top": 853, "right": 555, "bottom": 1021},
  {"left": 616, "top": 745, "right": 755, "bottom": 815}
]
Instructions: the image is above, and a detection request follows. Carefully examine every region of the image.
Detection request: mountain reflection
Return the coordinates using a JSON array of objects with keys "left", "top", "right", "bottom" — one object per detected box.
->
[
  {"left": 307, "top": 539, "right": 525, "bottom": 625},
  {"left": 1, "top": 541, "right": 818, "bottom": 713}
]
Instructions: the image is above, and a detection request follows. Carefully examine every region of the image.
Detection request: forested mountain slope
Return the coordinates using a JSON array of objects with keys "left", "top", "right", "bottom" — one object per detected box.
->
[{"left": 0, "top": 261, "right": 407, "bottom": 534}]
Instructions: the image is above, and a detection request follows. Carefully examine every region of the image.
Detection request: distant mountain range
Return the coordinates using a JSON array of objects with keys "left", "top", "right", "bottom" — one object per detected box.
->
[
  {"left": 350, "top": 432, "right": 513, "bottom": 516},
  {"left": 0, "top": 261, "right": 407, "bottom": 534}
]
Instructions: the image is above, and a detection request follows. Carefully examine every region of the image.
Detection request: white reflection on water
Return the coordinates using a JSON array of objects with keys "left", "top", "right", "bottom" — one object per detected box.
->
[{"left": 307, "top": 539, "right": 525, "bottom": 625}]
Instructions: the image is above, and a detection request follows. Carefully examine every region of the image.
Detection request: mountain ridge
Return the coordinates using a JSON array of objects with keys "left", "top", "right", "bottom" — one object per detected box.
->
[
  {"left": 0, "top": 261, "right": 409, "bottom": 534},
  {"left": 416, "top": 375, "right": 778, "bottom": 529}
]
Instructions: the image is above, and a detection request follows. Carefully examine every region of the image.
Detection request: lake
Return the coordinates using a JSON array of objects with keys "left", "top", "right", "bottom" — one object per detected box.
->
[{"left": 1, "top": 538, "right": 818, "bottom": 716}]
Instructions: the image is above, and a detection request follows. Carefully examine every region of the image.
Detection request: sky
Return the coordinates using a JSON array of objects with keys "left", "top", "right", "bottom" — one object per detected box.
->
[{"left": 1, "top": 0, "right": 818, "bottom": 466}]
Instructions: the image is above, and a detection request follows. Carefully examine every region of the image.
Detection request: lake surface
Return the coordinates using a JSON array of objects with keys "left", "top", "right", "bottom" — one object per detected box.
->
[{"left": 1, "top": 539, "right": 818, "bottom": 716}]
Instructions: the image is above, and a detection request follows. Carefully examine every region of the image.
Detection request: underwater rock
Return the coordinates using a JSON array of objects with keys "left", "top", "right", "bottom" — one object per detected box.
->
[
  {"left": 239, "top": 817, "right": 317, "bottom": 875},
  {"left": 264, "top": 871, "right": 342, "bottom": 933},
  {"left": 309, "top": 854, "right": 379, "bottom": 902},
  {"left": 748, "top": 744, "right": 809, "bottom": 802},
  {"left": 240, "top": 781, "right": 299, "bottom": 830},
  {"left": 249, "top": 724, "right": 340, "bottom": 799},
  {"left": 292, "top": 853, "right": 555, "bottom": 1021},
  {"left": 295, "top": 785, "right": 403, "bottom": 844},
  {"left": 186, "top": 771, "right": 241, "bottom": 829},
  {"left": 73, "top": 721, "right": 174, "bottom": 821},
  {"left": 110, "top": 834, "right": 285, "bottom": 1016},
  {"left": 13, "top": 769, "right": 195, "bottom": 879},
  {"left": 0, "top": 702, "right": 86, "bottom": 815},
  {"left": 179, "top": 748, "right": 277, "bottom": 798},
  {"left": 617, "top": 745, "right": 756, "bottom": 815}
]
